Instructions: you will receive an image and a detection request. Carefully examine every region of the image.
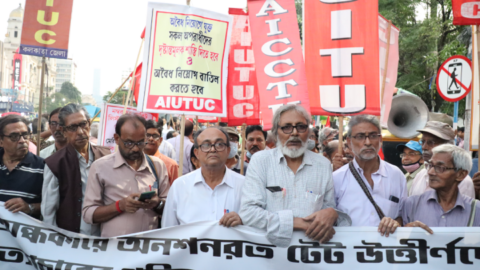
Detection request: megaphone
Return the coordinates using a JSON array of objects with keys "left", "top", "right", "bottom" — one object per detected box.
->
[{"left": 387, "top": 94, "right": 429, "bottom": 139}]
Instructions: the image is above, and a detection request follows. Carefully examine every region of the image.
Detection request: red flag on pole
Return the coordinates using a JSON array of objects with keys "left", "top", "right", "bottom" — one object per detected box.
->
[
  {"left": 140, "top": 27, "right": 146, "bottom": 39},
  {"left": 129, "top": 63, "right": 142, "bottom": 104}
]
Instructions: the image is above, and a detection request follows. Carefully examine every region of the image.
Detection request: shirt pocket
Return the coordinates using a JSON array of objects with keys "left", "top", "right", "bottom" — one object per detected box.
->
[
  {"left": 266, "top": 190, "right": 284, "bottom": 213},
  {"left": 376, "top": 196, "right": 400, "bottom": 219},
  {"left": 305, "top": 192, "right": 324, "bottom": 213}
]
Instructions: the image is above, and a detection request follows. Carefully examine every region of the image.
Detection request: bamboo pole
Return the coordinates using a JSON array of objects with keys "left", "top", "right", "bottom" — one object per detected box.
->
[
  {"left": 90, "top": 75, "right": 130, "bottom": 122},
  {"left": 217, "top": 117, "right": 221, "bottom": 126},
  {"left": 337, "top": 116, "right": 344, "bottom": 154},
  {"left": 195, "top": 115, "right": 199, "bottom": 131},
  {"left": 36, "top": 56, "right": 46, "bottom": 155},
  {"left": 178, "top": 115, "right": 186, "bottom": 176},
  {"left": 380, "top": 21, "right": 392, "bottom": 103},
  {"left": 240, "top": 123, "right": 247, "bottom": 175},
  {"left": 123, "top": 38, "right": 145, "bottom": 114}
]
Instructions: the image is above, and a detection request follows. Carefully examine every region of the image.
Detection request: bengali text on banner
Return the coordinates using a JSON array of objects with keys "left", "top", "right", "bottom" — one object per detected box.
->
[
  {"left": 20, "top": 0, "right": 73, "bottom": 59},
  {"left": 305, "top": 0, "right": 380, "bottom": 116},
  {"left": 226, "top": 8, "right": 261, "bottom": 127},
  {"left": 137, "top": 3, "right": 233, "bottom": 117},
  {"left": 1, "top": 204, "right": 480, "bottom": 269},
  {"left": 247, "top": 0, "right": 311, "bottom": 130}
]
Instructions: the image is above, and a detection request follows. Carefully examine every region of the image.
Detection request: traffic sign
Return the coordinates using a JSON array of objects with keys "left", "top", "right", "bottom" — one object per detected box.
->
[{"left": 436, "top": 55, "right": 472, "bottom": 102}]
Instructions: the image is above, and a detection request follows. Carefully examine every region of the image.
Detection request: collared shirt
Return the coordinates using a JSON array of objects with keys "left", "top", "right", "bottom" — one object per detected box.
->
[
  {"left": 333, "top": 158, "right": 407, "bottom": 226},
  {"left": 239, "top": 148, "right": 351, "bottom": 248},
  {"left": 40, "top": 143, "right": 57, "bottom": 159},
  {"left": 405, "top": 164, "right": 425, "bottom": 195},
  {"left": 162, "top": 167, "right": 244, "bottom": 228},
  {"left": 159, "top": 140, "right": 177, "bottom": 161},
  {"left": 82, "top": 150, "right": 170, "bottom": 237},
  {"left": 402, "top": 189, "right": 480, "bottom": 226},
  {"left": 410, "top": 168, "right": 476, "bottom": 198},
  {"left": 0, "top": 149, "right": 44, "bottom": 204},
  {"left": 42, "top": 145, "right": 100, "bottom": 236},
  {"left": 154, "top": 150, "right": 179, "bottom": 185},
  {"left": 167, "top": 136, "right": 194, "bottom": 175}
]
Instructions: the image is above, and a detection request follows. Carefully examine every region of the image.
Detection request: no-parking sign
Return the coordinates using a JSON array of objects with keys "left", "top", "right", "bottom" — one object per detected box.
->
[{"left": 436, "top": 55, "right": 472, "bottom": 102}]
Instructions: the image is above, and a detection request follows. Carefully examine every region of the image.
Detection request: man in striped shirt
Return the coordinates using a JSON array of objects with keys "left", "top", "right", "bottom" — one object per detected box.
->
[{"left": 0, "top": 115, "right": 44, "bottom": 218}]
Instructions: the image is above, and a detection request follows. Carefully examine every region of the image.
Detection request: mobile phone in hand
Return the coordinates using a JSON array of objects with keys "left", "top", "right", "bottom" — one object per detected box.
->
[{"left": 138, "top": 191, "right": 156, "bottom": 202}]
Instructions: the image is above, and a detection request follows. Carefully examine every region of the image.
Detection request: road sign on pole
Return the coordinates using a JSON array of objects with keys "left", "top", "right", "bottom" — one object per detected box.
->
[{"left": 436, "top": 55, "right": 473, "bottom": 102}]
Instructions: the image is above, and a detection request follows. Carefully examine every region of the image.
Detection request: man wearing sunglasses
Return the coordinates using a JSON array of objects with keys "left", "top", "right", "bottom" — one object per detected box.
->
[
  {"left": 39, "top": 107, "right": 68, "bottom": 159},
  {"left": 0, "top": 115, "right": 44, "bottom": 218},
  {"left": 401, "top": 144, "right": 479, "bottom": 230},
  {"left": 42, "top": 104, "right": 111, "bottom": 235},
  {"left": 83, "top": 114, "right": 170, "bottom": 237},
  {"left": 240, "top": 104, "right": 350, "bottom": 247},
  {"left": 333, "top": 115, "right": 407, "bottom": 238},
  {"left": 162, "top": 127, "right": 245, "bottom": 228},
  {"left": 410, "top": 121, "right": 476, "bottom": 198}
]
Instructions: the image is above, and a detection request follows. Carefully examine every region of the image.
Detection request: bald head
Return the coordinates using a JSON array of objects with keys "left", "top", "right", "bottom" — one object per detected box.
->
[
  {"left": 323, "top": 140, "right": 339, "bottom": 161},
  {"left": 266, "top": 131, "right": 277, "bottom": 149},
  {"left": 184, "top": 120, "right": 194, "bottom": 136}
]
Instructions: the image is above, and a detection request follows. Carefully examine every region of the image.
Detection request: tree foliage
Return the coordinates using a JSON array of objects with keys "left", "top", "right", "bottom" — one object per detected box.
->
[{"left": 45, "top": 82, "right": 82, "bottom": 114}]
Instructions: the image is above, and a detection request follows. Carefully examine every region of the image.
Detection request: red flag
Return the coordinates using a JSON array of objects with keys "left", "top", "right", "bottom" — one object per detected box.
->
[
  {"left": 325, "top": 117, "right": 331, "bottom": 128},
  {"left": 140, "top": 27, "right": 146, "bottom": 39},
  {"left": 129, "top": 63, "right": 142, "bottom": 104},
  {"left": 453, "top": 0, "right": 480, "bottom": 25}
]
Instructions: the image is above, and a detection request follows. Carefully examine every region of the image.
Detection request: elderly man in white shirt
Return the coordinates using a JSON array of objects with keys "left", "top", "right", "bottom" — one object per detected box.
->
[
  {"left": 333, "top": 115, "right": 407, "bottom": 237},
  {"left": 410, "top": 121, "right": 476, "bottom": 198},
  {"left": 162, "top": 127, "right": 244, "bottom": 228},
  {"left": 240, "top": 105, "right": 351, "bottom": 248}
]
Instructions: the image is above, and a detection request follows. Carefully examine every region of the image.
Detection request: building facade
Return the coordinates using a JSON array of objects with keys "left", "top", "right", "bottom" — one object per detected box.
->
[{"left": 55, "top": 58, "right": 76, "bottom": 92}]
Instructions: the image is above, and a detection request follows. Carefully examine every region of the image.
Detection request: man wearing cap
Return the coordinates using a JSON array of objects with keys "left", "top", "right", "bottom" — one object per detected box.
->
[
  {"left": 397, "top": 141, "right": 424, "bottom": 194},
  {"left": 410, "top": 121, "right": 476, "bottom": 198},
  {"left": 223, "top": 127, "right": 245, "bottom": 174}
]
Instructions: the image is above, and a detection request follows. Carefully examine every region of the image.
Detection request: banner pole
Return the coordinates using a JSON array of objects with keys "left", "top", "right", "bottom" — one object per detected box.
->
[
  {"left": 178, "top": 114, "right": 186, "bottom": 176},
  {"left": 240, "top": 123, "right": 246, "bottom": 175},
  {"left": 337, "top": 116, "right": 344, "bottom": 154},
  {"left": 195, "top": 115, "right": 199, "bottom": 131},
  {"left": 475, "top": 25, "right": 480, "bottom": 173},
  {"left": 90, "top": 76, "right": 130, "bottom": 122},
  {"left": 36, "top": 56, "right": 46, "bottom": 156},
  {"left": 217, "top": 117, "right": 221, "bottom": 126},
  {"left": 380, "top": 21, "right": 392, "bottom": 108},
  {"left": 123, "top": 37, "right": 145, "bottom": 115}
]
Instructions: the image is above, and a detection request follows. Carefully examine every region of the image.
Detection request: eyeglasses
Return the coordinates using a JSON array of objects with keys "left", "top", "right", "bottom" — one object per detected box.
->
[
  {"left": 49, "top": 121, "right": 59, "bottom": 127},
  {"left": 400, "top": 152, "right": 422, "bottom": 158},
  {"left": 350, "top": 133, "right": 382, "bottom": 142},
  {"left": 425, "top": 161, "right": 457, "bottom": 174},
  {"left": 198, "top": 142, "right": 228, "bottom": 152},
  {"left": 419, "top": 139, "right": 438, "bottom": 147},
  {"left": 64, "top": 121, "right": 89, "bottom": 132},
  {"left": 2, "top": 132, "right": 30, "bottom": 142},
  {"left": 146, "top": 133, "right": 161, "bottom": 140},
  {"left": 120, "top": 138, "right": 147, "bottom": 149},
  {"left": 279, "top": 124, "right": 309, "bottom": 134}
]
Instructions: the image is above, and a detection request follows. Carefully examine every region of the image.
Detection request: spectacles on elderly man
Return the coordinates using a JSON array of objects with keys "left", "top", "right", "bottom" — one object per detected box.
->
[
  {"left": 350, "top": 133, "right": 381, "bottom": 142},
  {"left": 425, "top": 161, "right": 457, "bottom": 174},
  {"left": 119, "top": 138, "right": 147, "bottom": 149},
  {"left": 279, "top": 124, "right": 309, "bottom": 134},
  {"left": 2, "top": 132, "right": 30, "bottom": 142},
  {"left": 198, "top": 142, "right": 228, "bottom": 152},
  {"left": 64, "top": 121, "right": 89, "bottom": 132},
  {"left": 400, "top": 152, "right": 422, "bottom": 158}
]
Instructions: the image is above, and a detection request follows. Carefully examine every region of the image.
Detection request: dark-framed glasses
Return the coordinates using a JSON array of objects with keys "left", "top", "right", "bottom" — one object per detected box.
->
[
  {"left": 120, "top": 138, "right": 147, "bottom": 149},
  {"left": 64, "top": 121, "right": 89, "bottom": 132},
  {"left": 2, "top": 132, "right": 30, "bottom": 142},
  {"left": 350, "top": 133, "right": 382, "bottom": 142},
  {"left": 49, "top": 121, "right": 59, "bottom": 127},
  {"left": 198, "top": 142, "right": 228, "bottom": 152},
  {"left": 400, "top": 152, "right": 422, "bottom": 158},
  {"left": 146, "top": 133, "right": 161, "bottom": 140},
  {"left": 279, "top": 124, "right": 309, "bottom": 134},
  {"left": 425, "top": 161, "right": 456, "bottom": 174}
]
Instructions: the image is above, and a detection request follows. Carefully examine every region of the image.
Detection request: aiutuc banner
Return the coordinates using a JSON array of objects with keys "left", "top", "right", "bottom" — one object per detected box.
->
[
  {"left": 20, "top": 0, "right": 73, "bottom": 59},
  {"left": 2, "top": 205, "right": 480, "bottom": 270},
  {"left": 98, "top": 103, "right": 157, "bottom": 153},
  {"left": 247, "top": 0, "right": 311, "bottom": 130},
  {"left": 137, "top": 3, "right": 232, "bottom": 117},
  {"left": 226, "top": 8, "right": 261, "bottom": 127},
  {"left": 304, "top": 0, "right": 380, "bottom": 116}
]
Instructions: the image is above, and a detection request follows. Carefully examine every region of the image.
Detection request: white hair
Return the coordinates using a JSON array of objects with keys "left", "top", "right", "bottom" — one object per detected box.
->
[
  {"left": 271, "top": 104, "right": 311, "bottom": 137},
  {"left": 432, "top": 144, "right": 472, "bottom": 172}
]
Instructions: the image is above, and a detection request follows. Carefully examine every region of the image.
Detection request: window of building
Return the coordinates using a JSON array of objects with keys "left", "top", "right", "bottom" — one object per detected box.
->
[{"left": 14, "top": 31, "right": 17, "bottom": 38}]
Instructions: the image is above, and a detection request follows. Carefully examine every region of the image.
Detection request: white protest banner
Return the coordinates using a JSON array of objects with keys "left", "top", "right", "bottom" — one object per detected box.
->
[
  {"left": 98, "top": 103, "right": 157, "bottom": 153},
  {"left": 137, "top": 3, "right": 233, "bottom": 117},
  {"left": 1, "top": 204, "right": 480, "bottom": 270}
]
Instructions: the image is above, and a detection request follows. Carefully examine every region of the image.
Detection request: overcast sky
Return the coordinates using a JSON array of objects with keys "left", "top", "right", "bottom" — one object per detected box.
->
[{"left": 0, "top": 0, "right": 247, "bottom": 97}]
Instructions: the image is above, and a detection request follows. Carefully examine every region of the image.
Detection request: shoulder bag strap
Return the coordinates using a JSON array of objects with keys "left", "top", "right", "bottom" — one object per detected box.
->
[
  {"left": 145, "top": 155, "right": 160, "bottom": 192},
  {"left": 348, "top": 162, "right": 385, "bottom": 220},
  {"left": 468, "top": 199, "right": 477, "bottom": 227}
]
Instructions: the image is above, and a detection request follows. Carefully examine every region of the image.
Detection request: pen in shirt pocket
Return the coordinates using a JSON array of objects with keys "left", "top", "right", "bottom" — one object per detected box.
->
[{"left": 224, "top": 209, "right": 229, "bottom": 215}]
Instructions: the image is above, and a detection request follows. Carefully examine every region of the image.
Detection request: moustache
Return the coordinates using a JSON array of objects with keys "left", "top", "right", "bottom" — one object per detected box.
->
[
  {"left": 249, "top": 145, "right": 260, "bottom": 151},
  {"left": 76, "top": 135, "right": 89, "bottom": 140},
  {"left": 360, "top": 147, "right": 376, "bottom": 153},
  {"left": 18, "top": 143, "right": 28, "bottom": 149}
]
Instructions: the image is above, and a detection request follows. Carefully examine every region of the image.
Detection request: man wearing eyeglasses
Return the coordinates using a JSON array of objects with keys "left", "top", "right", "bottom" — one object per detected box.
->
[
  {"left": 0, "top": 115, "right": 43, "bottom": 218},
  {"left": 401, "top": 144, "right": 479, "bottom": 230},
  {"left": 42, "top": 104, "right": 111, "bottom": 235},
  {"left": 333, "top": 115, "right": 407, "bottom": 237},
  {"left": 143, "top": 120, "right": 179, "bottom": 185},
  {"left": 410, "top": 121, "right": 476, "bottom": 198},
  {"left": 162, "top": 127, "right": 245, "bottom": 228},
  {"left": 39, "top": 107, "right": 68, "bottom": 159},
  {"left": 240, "top": 105, "right": 350, "bottom": 247},
  {"left": 396, "top": 141, "right": 424, "bottom": 194},
  {"left": 83, "top": 114, "right": 170, "bottom": 237}
]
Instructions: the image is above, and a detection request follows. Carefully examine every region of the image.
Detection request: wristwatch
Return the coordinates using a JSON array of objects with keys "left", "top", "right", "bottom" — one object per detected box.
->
[
  {"left": 28, "top": 204, "right": 35, "bottom": 215},
  {"left": 156, "top": 201, "right": 164, "bottom": 210}
]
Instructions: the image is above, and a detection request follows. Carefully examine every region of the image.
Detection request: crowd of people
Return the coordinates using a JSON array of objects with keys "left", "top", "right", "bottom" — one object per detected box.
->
[{"left": 0, "top": 103, "right": 479, "bottom": 246}]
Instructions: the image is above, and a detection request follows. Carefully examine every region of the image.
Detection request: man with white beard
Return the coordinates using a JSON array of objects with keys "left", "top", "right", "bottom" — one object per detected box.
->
[
  {"left": 333, "top": 115, "right": 407, "bottom": 237},
  {"left": 239, "top": 104, "right": 351, "bottom": 247}
]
